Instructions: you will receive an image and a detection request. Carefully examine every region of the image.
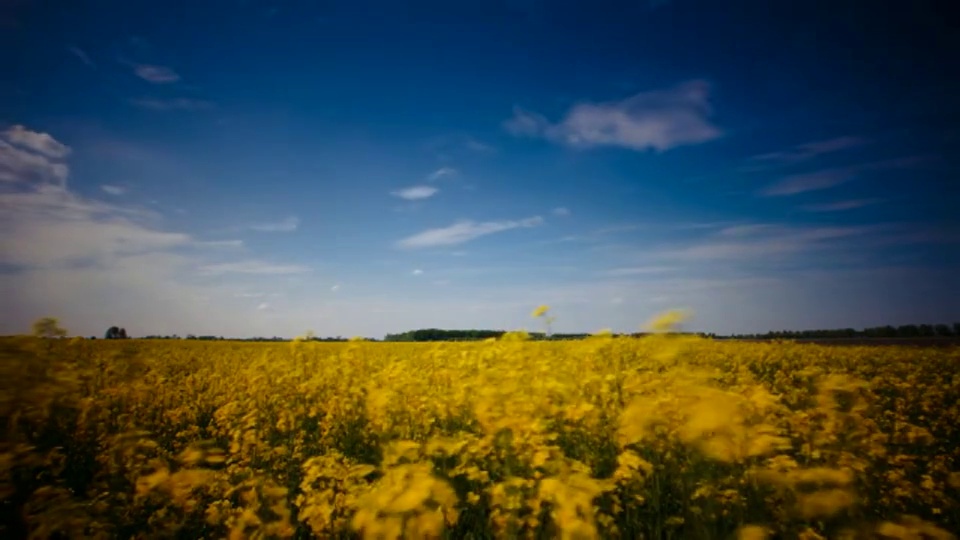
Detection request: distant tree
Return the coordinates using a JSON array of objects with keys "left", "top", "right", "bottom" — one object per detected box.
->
[
  {"left": 105, "top": 326, "right": 120, "bottom": 339},
  {"left": 934, "top": 324, "right": 953, "bottom": 337},
  {"left": 898, "top": 325, "right": 920, "bottom": 337},
  {"left": 119, "top": 328, "right": 128, "bottom": 339},
  {"left": 33, "top": 317, "right": 67, "bottom": 339}
]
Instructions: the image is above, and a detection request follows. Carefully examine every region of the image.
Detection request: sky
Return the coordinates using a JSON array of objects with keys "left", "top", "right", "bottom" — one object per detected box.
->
[{"left": 2, "top": 0, "right": 958, "bottom": 338}]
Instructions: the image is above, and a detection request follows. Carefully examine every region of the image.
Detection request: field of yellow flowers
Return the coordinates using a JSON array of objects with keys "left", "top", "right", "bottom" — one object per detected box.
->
[{"left": 2, "top": 319, "right": 959, "bottom": 539}]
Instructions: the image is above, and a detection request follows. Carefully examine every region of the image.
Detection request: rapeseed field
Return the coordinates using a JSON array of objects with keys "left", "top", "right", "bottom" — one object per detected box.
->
[{"left": 1, "top": 313, "right": 958, "bottom": 539}]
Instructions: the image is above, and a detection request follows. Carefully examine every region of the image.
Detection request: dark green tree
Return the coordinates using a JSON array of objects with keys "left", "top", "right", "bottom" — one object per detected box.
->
[{"left": 33, "top": 317, "right": 67, "bottom": 339}]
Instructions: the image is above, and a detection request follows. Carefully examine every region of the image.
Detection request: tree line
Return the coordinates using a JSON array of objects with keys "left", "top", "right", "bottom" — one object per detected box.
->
[
  {"left": 383, "top": 324, "right": 960, "bottom": 342},
  {"left": 139, "top": 335, "right": 355, "bottom": 342},
  {"left": 727, "top": 323, "right": 960, "bottom": 340},
  {"left": 26, "top": 317, "right": 960, "bottom": 342},
  {"left": 93, "top": 324, "right": 960, "bottom": 342},
  {"left": 384, "top": 329, "right": 660, "bottom": 342}
]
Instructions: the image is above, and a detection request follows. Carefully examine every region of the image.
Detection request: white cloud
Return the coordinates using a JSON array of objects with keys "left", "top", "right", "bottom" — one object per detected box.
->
[
  {"left": 552, "top": 207, "right": 570, "bottom": 217},
  {"left": 0, "top": 126, "right": 319, "bottom": 338},
  {"left": 397, "top": 216, "right": 544, "bottom": 249},
  {"left": 100, "top": 184, "right": 126, "bottom": 195},
  {"left": 134, "top": 64, "right": 180, "bottom": 83},
  {"left": 198, "top": 261, "right": 311, "bottom": 275},
  {"left": 392, "top": 185, "right": 438, "bottom": 200},
  {"left": 331, "top": 284, "right": 340, "bottom": 292},
  {"left": 0, "top": 126, "right": 71, "bottom": 187},
  {"left": 801, "top": 199, "right": 881, "bottom": 212},
  {"left": 504, "top": 80, "right": 722, "bottom": 152},
  {"left": 0, "top": 141, "right": 69, "bottom": 186},
  {"left": 412, "top": 269, "right": 424, "bottom": 275},
  {"left": 0, "top": 153, "right": 219, "bottom": 335},
  {"left": 234, "top": 292, "right": 265, "bottom": 298},
  {"left": 427, "top": 167, "right": 458, "bottom": 181},
  {"left": 249, "top": 216, "right": 299, "bottom": 232},
  {"left": 3, "top": 125, "right": 71, "bottom": 158},
  {"left": 0, "top": 185, "right": 191, "bottom": 268},
  {"left": 256, "top": 302, "right": 270, "bottom": 311}
]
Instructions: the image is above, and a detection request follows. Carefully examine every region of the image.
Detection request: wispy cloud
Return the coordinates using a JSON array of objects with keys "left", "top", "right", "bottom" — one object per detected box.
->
[
  {"left": 552, "top": 207, "right": 571, "bottom": 217},
  {"left": 397, "top": 216, "right": 544, "bottom": 249},
  {"left": 760, "top": 156, "right": 933, "bottom": 197},
  {"left": 425, "top": 134, "right": 496, "bottom": 160},
  {"left": 594, "top": 223, "right": 645, "bottom": 235},
  {"left": 1, "top": 126, "right": 70, "bottom": 186},
  {"left": 3, "top": 124, "right": 71, "bottom": 159},
  {"left": 760, "top": 167, "right": 858, "bottom": 197},
  {"left": 129, "top": 98, "right": 214, "bottom": 111},
  {"left": 658, "top": 223, "right": 883, "bottom": 261},
  {"left": 504, "top": 80, "right": 722, "bottom": 152},
  {"left": 67, "top": 45, "right": 95, "bottom": 68},
  {"left": 331, "top": 284, "right": 340, "bottom": 292},
  {"left": 1, "top": 185, "right": 191, "bottom": 268},
  {"left": 392, "top": 185, "right": 438, "bottom": 200},
  {"left": 198, "top": 260, "right": 310, "bottom": 275},
  {"left": 465, "top": 137, "right": 495, "bottom": 153},
  {"left": 801, "top": 199, "right": 882, "bottom": 212},
  {"left": 748, "top": 136, "right": 868, "bottom": 166},
  {"left": 1, "top": 126, "right": 317, "bottom": 338},
  {"left": 197, "top": 239, "right": 244, "bottom": 248},
  {"left": 598, "top": 266, "right": 675, "bottom": 277},
  {"left": 412, "top": 269, "right": 424, "bottom": 275},
  {"left": 427, "top": 167, "right": 458, "bottom": 181},
  {"left": 100, "top": 184, "right": 126, "bottom": 195},
  {"left": 249, "top": 216, "right": 299, "bottom": 232},
  {"left": 134, "top": 64, "right": 180, "bottom": 84},
  {"left": 716, "top": 224, "right": 780, "bottom": 237}
]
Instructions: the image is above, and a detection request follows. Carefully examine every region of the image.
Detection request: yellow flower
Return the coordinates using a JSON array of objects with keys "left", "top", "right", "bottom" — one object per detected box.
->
[
  {"left": 531, "top": 305, "right": 550, "bottom": 318},
  {"left": 795, "top": 489, "right": 856, "bottom": 519},
  {"left": 737, "top": 525, "right": 773, "bottom": 540},
  {"left": 645, "top": 309, "right": 690, "bottom": 333}
]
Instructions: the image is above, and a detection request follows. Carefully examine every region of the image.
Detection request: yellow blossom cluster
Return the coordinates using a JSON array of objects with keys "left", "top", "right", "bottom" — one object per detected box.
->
[{"left": 1, "top": 317, "right": 958, "bottom": 538}]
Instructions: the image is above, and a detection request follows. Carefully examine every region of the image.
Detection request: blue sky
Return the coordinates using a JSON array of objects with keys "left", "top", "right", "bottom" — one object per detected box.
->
[{"left": 2, "top": 0, "right": 958, "bottom": 338}]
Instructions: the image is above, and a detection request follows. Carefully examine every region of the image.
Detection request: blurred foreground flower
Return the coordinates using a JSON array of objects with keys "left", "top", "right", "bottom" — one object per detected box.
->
[{"left": 645, "top": 309, "right": 690, "bottom": 333}]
